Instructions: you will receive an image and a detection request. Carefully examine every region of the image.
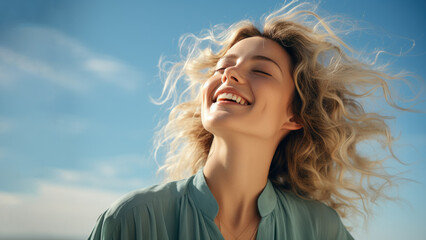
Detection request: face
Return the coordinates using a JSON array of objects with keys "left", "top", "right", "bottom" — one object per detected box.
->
[{"left": 201, "top": 36, "right": 300, "bottom": 141}]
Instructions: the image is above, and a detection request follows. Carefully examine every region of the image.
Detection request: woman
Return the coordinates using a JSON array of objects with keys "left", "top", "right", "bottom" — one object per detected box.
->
[{"left": 89, "top": 2, "right": 407, "bottom": 239}]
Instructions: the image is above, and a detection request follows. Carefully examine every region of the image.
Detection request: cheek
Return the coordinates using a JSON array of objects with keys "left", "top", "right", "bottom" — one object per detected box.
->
[
  {"left": 200, "top": 77, "right": 217, "bottom": 116},
  {"left": 202, "top": 75, "right": 217, "bottom": 95},
  {"left": 201, "top": 85, "right": 208, "bottom": 106},
  {"left": 201, "top": 79, "right": 211, "bottom": 104},
  {"left": 257, "top": 83, "right": 292, "bottom": 122}
]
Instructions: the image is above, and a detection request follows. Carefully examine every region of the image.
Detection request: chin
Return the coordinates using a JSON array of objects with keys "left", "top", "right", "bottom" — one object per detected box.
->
[{"left": 202, "top": 117, "right": 250, "bottom": 138}]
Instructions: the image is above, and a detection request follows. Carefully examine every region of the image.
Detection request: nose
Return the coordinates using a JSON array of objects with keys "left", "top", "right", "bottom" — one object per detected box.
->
[{"left": 221, "top": 66, "right": 242, "bottom": 84}]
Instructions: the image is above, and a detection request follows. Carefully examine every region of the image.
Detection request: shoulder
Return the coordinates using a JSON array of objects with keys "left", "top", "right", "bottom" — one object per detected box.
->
[
  {"left": 276, "top": 189, "right": 336, "bottom": 218},
  {"left": 88, "top": 176, "right": 193, "bottom": 239},
  {"left": 105, "top": 176, "right": 192, "bottom": 219},
  {"left": 274, "top": 188, "right": 353, "bottom": 239}
]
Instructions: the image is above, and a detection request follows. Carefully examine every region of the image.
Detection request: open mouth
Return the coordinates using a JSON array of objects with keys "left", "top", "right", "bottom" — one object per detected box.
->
[{"left": 214, "top": 92, "right": 251, "bottom": 106}]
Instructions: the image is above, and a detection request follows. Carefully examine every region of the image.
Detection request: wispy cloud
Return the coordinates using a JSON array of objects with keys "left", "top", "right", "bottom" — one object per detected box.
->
[
  {"left": 0, "top": 46, "right": 89, "bottom": 91},
  {"left": 51, "top": 154, "right": 160, "bottom": 192},
  {"left": 0, "top": 26, "right": 141, "bottom": 92},
  {"left": 84, "top": 57, "right": 139, "bottom": 90}
]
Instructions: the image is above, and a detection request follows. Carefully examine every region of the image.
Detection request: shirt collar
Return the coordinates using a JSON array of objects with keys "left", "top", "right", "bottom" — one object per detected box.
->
[
  {"left": 189, "top": 167, "right": 277, "bottom": 219},
  {"left": 256, "top": 176, "right": 278, "bottom": 217}
]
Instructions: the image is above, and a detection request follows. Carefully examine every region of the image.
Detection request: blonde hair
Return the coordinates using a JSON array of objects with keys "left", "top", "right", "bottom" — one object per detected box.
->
[{"left": 153, "top": 1, "right": 412, "bottom": 220}]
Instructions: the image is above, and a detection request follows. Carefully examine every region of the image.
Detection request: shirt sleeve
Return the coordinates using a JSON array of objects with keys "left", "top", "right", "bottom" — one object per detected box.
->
[
  {"left": 88, "top": 210, "right": 125, "bottom": 240},
  {"left": 87, "top": 202, "right": 173, "bottom": 240},
  {"left": 87, "top": 209, "right": 138, "bottom": 240},
  {"left": 87, "top": 210, "right": 108, "bottom": 240}
]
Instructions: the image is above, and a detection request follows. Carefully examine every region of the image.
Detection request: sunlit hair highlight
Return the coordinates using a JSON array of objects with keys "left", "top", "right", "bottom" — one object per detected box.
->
[{"left": 152, "top": 1, "right": 411, "bottom": 220}]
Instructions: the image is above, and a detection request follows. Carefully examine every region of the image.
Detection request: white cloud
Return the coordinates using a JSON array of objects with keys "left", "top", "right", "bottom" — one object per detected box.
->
[
  {"left": 0, "top": 192, "right": 23, "bottom": 206},
  {"left": 0, "top": 46, "right": 89, "bottom": 92},
  {"left": 84, "top": 57, "right": 139, "bottom": 90},
  {"left": 0, "top": 26, "right": 141, "bottom": 92},
  {"left": 1, "top": 115, "right": 90, "bottom": 136},
  {"left": 0, "top": 154, "right": 161, "bottom": 238},
  {"left": 85, "top": 58, "right": 123, "bottom": 74},
  {"left": 0, "top": 181, "right": 122, "bottom": 239},
  {"left": 51, "top": 154, "right": 160, "bottom": 192}
]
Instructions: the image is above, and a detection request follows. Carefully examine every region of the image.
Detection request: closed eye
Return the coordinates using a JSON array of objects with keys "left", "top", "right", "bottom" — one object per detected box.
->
[
  {"left": 215, "top": 67, "right": 226, "bottom": 73},
  {"left": 253, "top": 70, "right": 272, "bottom": 76}
]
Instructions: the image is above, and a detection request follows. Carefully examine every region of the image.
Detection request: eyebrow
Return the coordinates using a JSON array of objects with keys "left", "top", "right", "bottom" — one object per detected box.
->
[{"left": 219, "top": 54, "right": 282, "bottom": 73}]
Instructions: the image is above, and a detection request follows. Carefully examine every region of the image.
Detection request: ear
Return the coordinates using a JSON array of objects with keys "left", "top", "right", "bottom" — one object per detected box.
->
[{"left": 281, "top": 116, "right": 303, "bottom": 131}]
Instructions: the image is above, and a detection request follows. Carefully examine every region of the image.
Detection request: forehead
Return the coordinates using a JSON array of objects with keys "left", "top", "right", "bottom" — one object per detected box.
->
[{"left": 224, "top": 36, "right": 291, "bottom": 69}]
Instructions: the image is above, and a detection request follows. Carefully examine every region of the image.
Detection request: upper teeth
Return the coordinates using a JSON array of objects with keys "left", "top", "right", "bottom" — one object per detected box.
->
[{"left": 216, "top": 93, "right": 247, "bottom": 105}]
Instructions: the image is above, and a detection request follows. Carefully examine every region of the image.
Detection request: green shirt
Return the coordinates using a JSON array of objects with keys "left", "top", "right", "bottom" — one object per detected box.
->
[{"left": 88, "top": 168, "right": 354, "bottom": 239}]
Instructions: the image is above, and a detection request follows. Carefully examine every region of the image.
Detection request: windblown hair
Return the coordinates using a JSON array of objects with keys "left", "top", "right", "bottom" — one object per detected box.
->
[{"left": 153, "top": 1, "right": 410, "bottom": 220}]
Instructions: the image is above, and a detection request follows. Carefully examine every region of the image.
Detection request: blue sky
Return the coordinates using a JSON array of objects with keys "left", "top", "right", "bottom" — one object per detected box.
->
[{"left": 0, "top": 0, "right": 425, "bottom": 239}]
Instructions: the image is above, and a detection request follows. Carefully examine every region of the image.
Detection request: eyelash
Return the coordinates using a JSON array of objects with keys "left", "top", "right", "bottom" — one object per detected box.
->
[
  {"left": 253, "top": 70, "right": 272, "bottom": 76},
  {"left": 215, "top": 67, "right": 272, "bottom": 77}
]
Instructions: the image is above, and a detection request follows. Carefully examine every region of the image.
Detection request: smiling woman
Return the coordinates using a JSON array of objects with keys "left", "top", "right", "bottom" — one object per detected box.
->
[{"left": 87, "top": 1, "right": 413, "bottom": 239}]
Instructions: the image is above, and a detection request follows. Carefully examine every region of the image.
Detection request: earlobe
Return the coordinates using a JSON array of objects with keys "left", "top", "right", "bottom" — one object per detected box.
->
[{"left": 281, "top": 117, "right": 303, "bottom": 131}]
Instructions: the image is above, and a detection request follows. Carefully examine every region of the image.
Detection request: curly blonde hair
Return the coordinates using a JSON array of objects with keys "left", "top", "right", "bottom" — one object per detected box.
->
[{"left": 153, "top": 1, "right": 410, "bottom": 220}]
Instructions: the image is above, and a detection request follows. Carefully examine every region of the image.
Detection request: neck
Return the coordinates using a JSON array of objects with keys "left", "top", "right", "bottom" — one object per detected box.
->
[{"left": 203, "top": 134, "right": 279, "bottom": 228}]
